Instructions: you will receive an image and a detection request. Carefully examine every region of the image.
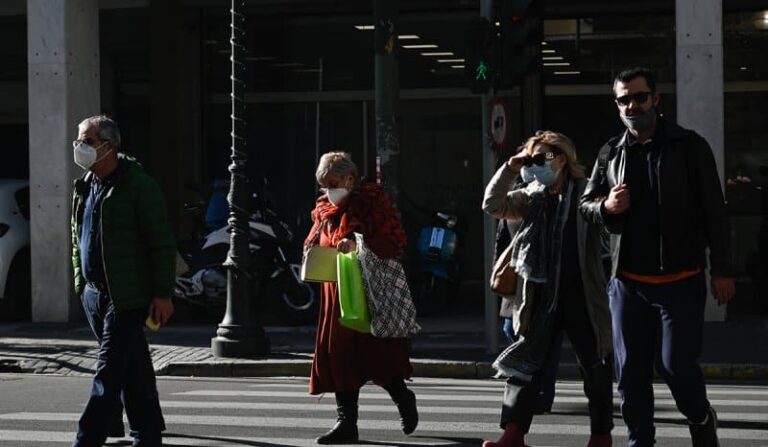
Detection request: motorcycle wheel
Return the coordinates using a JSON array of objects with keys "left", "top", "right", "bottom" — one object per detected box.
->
[
  {"left": 415, "top": 274, "right": 450, "bottom": 317},
  {"left": 264, "top": 271, "right": 318, "bottom": 326}
]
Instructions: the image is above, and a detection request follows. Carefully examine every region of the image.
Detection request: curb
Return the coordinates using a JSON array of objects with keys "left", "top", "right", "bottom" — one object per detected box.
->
[{"left": 156, "top": 360, "right": 768, "bottom": 381}]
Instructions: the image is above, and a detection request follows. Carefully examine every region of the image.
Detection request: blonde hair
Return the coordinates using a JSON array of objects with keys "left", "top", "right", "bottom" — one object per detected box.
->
[
  {"left": 315, "top": 151, "right": 359, "bottom": 185},
  {"left": 519, "top": 130, "right": 585, "bottom": 180}
]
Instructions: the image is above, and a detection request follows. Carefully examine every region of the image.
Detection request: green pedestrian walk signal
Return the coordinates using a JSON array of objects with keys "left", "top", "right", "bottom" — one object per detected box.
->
[{"left": 476, "top": 61, "right": 489, "bottom": 81}]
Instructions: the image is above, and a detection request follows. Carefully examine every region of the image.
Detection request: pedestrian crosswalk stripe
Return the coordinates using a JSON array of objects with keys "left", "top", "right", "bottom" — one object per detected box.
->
[
  {"left": 0, "top": 430, "right": 461, "bottom": 446},
  {"left": 174, "top": 390, "right": 503, "bottom": 401},
  {"left": 1, "top": 413, "right": 766, "bottom": 440},
  {"left": 158, "top": 401, "right": 768, "bottom": 422},
  {"left": 245, "top": 380, "right": 768, "bottom": 397},
  {"left": 160, "top": 400, "right": 501, "bottom": 414},
  {"left": 552, "top": 388, "right": 768, "bottom": 397},
  {"left": 172, "top": 389, "right": 768, "bottom": 407}
]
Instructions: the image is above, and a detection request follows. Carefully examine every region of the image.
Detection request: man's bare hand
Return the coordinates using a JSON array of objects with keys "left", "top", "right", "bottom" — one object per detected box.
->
[
  {"left": 149, "top": 298, "right": 174, "bottom": 326},
  {"left": 604, "top": 184, "right": 631, "bottom": 215},
  {"left": 711, "top": 277, "right": 736, "bottom": 305}
]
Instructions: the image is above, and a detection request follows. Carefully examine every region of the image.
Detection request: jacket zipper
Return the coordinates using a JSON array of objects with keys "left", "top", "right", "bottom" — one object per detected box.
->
[
  {"left": 100, "top": 186, "right": 114, "bottom": 297},
  {"left": 656, "top": 150, "right": 664, "bottom": 271}
]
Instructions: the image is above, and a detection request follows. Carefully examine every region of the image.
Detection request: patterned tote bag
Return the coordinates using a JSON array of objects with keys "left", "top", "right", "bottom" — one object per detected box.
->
[{"left": 354, "top": 233, "right": 421, "bottom": 338}]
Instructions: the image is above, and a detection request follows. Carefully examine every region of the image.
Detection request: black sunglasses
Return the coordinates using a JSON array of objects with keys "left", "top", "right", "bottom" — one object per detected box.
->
[
  {"left": 615, "top": 91, "right": 652, "bottom": 106},
  {"left": 523, "top": 151, "right": 560, "bottom": 167},
  {"left": 71, "top": 137, "right": 100, "bottom": 148}
]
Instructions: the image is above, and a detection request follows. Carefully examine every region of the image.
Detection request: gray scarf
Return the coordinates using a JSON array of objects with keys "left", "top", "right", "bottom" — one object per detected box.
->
[{"left": 493, "top": 179, "right": 574, "bottom": 381}]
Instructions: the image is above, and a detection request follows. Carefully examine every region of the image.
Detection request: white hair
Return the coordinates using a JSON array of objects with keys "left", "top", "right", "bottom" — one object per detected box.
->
[
  {"left": 78, "top": 115, "right": 121, "bottom": 149},
  {"left": 315, "top": 151, "right": 359, "bottom": 185}
]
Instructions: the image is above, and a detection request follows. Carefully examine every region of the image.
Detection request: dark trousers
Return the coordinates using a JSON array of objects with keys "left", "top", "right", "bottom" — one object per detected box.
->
[
  {"left": 73, "top": 285, "right": 165, "bottom": 447},
  {"left": 500, "top": 291, "right": 613, "bottom": 435},
  {"left": 502, "top": 317, "right": 561, "bottom": 409},
  {"left": 609, "top": 273, "right": 710, "bottom": 447}
]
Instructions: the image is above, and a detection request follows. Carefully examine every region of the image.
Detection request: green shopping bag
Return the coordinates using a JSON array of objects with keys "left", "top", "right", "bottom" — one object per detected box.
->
[{"left": 336, "top": 251, "right": 371, "bottom": 333}]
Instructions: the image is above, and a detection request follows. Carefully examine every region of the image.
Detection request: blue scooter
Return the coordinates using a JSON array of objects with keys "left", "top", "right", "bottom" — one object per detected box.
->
[{"left": 414, "top": 211, "right": 461, "bottom": 316}]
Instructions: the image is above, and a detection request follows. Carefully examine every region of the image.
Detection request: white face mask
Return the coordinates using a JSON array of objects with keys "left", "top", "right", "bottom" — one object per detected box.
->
[
  {"left": 326, "top": 188, "right": 350, "bottom": 206},
  {"left": 73, "top": 141, "right": 110, "bottom": 170}
]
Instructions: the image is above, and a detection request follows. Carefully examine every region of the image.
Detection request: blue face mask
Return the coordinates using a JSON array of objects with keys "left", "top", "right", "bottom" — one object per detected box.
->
[
  {"left": 520, "top": 166, "right": 536, "bottom": 183},
  {"left": 523, "top": 163, "right": 560, "bottom": 186}
]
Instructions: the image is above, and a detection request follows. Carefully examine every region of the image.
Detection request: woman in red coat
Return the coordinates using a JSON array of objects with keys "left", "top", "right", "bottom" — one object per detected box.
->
[{"left": 304, "top": 151, "right": 418, "bottom": 444}]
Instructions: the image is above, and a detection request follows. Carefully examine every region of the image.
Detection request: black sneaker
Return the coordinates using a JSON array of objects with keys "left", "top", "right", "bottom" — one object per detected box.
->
[{"left": 689, "top": 407, "right": 719, "bottom": 447}]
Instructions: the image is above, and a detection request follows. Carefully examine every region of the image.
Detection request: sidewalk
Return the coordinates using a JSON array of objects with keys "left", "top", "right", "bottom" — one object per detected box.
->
[{"left": 0, "top": 316, "right": 767, "bottom": 381}]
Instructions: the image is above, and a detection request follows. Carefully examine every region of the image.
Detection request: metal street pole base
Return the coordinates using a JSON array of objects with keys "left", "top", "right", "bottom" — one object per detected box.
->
[{"left": 211, "top": 325, "right": 270, "bottom": 358}]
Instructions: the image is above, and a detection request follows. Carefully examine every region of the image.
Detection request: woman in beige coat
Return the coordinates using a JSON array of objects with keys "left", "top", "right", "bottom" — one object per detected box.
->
[{"left": 481, "top": 131, "right": 613, "bottom": 447}]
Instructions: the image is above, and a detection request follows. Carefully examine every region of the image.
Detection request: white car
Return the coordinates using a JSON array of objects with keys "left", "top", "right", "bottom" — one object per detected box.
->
[{"left": 0, "top": 180, "right": 30, "bottom": 320}]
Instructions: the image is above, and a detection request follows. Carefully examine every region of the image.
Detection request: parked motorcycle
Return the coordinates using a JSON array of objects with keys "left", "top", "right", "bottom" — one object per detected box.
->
[
  {"left": 175, "top": 180, "right": 317, "bottom": 326},
  {"left": 413, "top": 210, "right": 461, "bottom": 316}
]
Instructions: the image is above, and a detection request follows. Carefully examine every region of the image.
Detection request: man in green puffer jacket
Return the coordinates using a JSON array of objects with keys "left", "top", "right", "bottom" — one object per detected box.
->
[{"left": 70, "top": 115, "right": 175, "bottom": 447}]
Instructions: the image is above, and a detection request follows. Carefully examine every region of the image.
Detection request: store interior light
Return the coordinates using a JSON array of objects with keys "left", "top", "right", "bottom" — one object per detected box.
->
[
  {"left": 542, "top": 49, "right": 556, "bottom": 54},
  {"left": 544, "top": 62, "right": 571, "bottom": 66},
  {"left": 355, "top": 25, "right": 375, "bottom": 30},
  {"left": 451, "top": 65, "right": 465, "bottom": 69},
  {"left": 437, "top": 59, "right": 465, "bottom": 63},
  {"left": 543, "top": 56, "right": 563, "bottom": 61},
  {"left": 399, "top": 35, "right": 420, "bottom": 40},
  {"left": 402, "top": 44, "right": 438, "bottom": 49},
  {"left": 740, "top": 66, "right": 748, "bottom": 70},
  {"left": 554, "top": 71, "right": 581, "bottom": 75},
  {"left": 421, "top": 52, "right": 454, "bottom": 56}
]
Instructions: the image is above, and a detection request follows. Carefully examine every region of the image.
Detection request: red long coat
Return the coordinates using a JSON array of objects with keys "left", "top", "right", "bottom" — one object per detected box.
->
[{"left": 305, "top": 183, "right": 413, "bottom": 394}]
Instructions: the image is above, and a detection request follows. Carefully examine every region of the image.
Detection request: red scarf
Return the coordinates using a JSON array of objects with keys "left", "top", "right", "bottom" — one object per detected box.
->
[{"left": 305, "top": 183, "right": 405, "bottom": 258}]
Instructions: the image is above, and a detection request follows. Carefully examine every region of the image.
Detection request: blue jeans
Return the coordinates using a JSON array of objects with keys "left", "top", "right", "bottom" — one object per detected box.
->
[
  {"left": 609, "top": 273, "right": 710, "bottom": 447},
  {"left": 73, "top": 285, "right": 165, "bottom": 447}
]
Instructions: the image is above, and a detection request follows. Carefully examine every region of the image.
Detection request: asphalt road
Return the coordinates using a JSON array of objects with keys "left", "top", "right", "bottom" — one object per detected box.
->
[{"left": 0, "top": 374, "right": 766, "bottom": 446}]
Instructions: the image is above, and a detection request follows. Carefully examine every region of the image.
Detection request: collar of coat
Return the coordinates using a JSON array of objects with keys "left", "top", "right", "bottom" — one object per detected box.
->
[
  {"left": 73, "top": 153, "right": 137, "bottom": 196},
  {"left": 616, "top": 115, "right": 689, "bottom": 149}
]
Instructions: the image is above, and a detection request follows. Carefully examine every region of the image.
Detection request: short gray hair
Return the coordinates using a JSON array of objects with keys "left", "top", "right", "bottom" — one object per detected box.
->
[
  {"left": 78, "top": 115, "right": 121, "bottom": 149},
  {"left": 315, "top": 151, "right": 358, "bottom": 185}
]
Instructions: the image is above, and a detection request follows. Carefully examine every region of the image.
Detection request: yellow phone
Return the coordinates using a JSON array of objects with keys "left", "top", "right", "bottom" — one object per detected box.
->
[{"left": 145, "top": 315, "right": 161, "bottom": 331}]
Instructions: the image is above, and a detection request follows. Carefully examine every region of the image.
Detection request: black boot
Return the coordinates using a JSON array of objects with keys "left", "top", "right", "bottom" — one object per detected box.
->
[
  {"left": 689, "top": 407, "right": 720, "bottom": 447},
  {"left": 384, "top": 379, "right": 419, "bottom": 435},
  {"left": 316, "top": 390, "right": 360, "bottom": 444}
]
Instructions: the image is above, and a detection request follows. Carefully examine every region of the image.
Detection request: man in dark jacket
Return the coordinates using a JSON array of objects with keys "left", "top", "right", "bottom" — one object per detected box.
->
[
  {"left": 580, "top": 67, "right": 734, "bottom": 447},
  {"left": 70, "top": 115, "right": 176, "bottom": 447}
]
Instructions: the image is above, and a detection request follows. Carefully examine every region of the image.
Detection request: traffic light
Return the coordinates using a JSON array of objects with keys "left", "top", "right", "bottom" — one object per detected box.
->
[
  {"left": 465, "top": 17, "right": 495, "bottom": 94},
  {"left": 499, "top": 0, "right": 542, "bottom": 87}
]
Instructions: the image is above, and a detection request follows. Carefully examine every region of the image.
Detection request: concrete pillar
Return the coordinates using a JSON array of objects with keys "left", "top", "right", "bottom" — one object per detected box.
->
[
  {"left": 27, "top": 0, "right": 100, "bottom": 322},
  {"left": 676, "top": 0, "right": 726, "bottom": 321}
]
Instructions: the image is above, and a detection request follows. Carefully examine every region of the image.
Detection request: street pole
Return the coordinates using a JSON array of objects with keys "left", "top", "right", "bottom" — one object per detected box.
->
[
  {"left": 481, "top": 0, "right": 499, "bottom": 355},
  {"left": 212, "top": 0, "right": 270, "bottom": 357},
  {"left": 374, "top": 0, "right": 400, "bottom": 202}
]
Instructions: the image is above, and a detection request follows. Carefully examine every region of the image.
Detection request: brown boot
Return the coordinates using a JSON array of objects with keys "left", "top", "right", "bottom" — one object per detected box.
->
[{"left": 482, "top": 422, "right": 524, "bottom": 447}]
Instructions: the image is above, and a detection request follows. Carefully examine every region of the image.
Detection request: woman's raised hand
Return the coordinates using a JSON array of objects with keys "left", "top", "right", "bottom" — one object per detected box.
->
[{"left": 507, "top": 153, "right": 530, "bottom": 170}]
